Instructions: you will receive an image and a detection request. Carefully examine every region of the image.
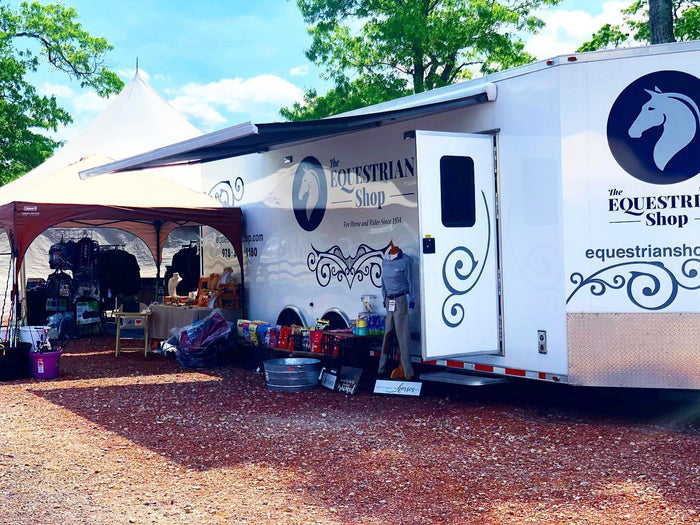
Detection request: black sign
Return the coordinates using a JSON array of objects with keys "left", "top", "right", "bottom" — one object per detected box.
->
[{"left": 336, "top": 366, "right": 363, "bottom": 395}]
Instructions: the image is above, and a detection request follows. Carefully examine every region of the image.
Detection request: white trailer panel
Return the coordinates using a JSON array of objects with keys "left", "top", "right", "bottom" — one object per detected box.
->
[{"left": 85, "top": 41, "right": 700, "bottom": 389}]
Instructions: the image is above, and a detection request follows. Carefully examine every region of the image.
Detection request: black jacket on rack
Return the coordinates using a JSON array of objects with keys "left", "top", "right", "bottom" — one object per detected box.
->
[
  {"left": 77, "top": 237, "right": 99, "bottom": 268},
  {"left": 164, "top": 246, "right": 199, "bottom": 296},
  {"left": 99, "top": 249, "right": 141, "bottom": 297}
]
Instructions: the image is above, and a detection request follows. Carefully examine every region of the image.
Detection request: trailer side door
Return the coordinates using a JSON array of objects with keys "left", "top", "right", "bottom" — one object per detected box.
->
[{"left": 416, "top": 131, "right": 500, "bottom": 359}]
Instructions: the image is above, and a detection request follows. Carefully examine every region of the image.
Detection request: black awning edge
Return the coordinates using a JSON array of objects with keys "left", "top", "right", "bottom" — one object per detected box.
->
[{"left": 79, "top": 81, "right": 497, "bottom": 178}]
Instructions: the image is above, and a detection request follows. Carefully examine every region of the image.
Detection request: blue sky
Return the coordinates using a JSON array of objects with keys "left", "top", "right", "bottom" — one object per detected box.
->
[{"left": 17, "top": 0, "right": 631, "bottom": 139}]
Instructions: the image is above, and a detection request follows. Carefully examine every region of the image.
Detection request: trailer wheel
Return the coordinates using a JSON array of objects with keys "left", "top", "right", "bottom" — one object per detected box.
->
[
  {"left": 321, "top": 308, "right": 350, "bottom": 330},
  {"left": 276, "top": 306, "right": 307, "bottom": 327}
]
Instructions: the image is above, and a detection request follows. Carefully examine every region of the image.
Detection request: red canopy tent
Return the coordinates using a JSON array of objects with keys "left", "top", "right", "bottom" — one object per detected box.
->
[
  {"left": 0, "top": 201, "right": 243, "bottom": 277},
  {"left": 0, "top": 156, "right": 244, "bottom": 330}
]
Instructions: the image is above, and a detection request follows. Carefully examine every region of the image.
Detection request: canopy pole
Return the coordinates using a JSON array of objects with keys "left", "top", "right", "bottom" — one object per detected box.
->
[
  {"left": 8, "top": 233, "right": 19, "bottom": 346},
  {"left": 155, "top": 221, "right": 162, "bottom": 302}
]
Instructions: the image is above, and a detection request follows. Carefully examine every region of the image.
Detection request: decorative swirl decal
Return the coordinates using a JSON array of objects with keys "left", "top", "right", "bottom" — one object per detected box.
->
[
  {"left": 566, "top": 259, "right": 700, "bottom": 311},
  {"left": 232, "top": 177, "right": 244, "bottom": 201},
  {"left": 441, "top": 191, "right": 491, "bottom": 327},
  {"left": 307, "top": 243, "right": 388, "bottom": 289},
  {"left": 208, "top": 178, "right": 244, "bottom": 206}
]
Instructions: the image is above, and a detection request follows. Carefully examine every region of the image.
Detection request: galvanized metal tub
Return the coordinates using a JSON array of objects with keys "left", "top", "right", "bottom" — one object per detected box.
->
[{"left": 263, "top": 357, "right": 321, "bottom": 392}]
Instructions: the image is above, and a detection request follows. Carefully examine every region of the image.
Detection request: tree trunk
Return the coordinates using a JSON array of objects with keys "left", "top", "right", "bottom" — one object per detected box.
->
[{"left": 649, "top": 0, "right": 675, "bottom": 44}]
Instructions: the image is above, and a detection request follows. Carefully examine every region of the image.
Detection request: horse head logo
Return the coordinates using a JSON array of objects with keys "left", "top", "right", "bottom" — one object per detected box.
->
[
  {"left": 292, "top": 156, "right": 327, "bottom": 231},
  {"left": 628, "top": 86, "right": 700, "bottom": 171},
  {"left": 298, "top": 166, "right": 320, "bottom": 222},
  {"left": 608, "top": 70, "right": 700, "bottom": 185}
]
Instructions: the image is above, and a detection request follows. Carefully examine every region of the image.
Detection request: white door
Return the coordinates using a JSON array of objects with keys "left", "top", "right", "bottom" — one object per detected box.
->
[{"left": 416, "top": 131, "right": 500, "bottom": 360}]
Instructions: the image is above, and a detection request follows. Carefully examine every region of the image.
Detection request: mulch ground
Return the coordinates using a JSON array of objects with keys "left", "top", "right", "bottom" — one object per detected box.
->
[{"left": 0, "top": 335, "right": 699, "bottom": 524}]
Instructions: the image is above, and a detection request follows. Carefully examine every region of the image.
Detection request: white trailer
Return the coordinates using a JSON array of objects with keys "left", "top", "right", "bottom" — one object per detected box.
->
[{"left": 85, "top": 41, "right": 700, "bottom": 389}]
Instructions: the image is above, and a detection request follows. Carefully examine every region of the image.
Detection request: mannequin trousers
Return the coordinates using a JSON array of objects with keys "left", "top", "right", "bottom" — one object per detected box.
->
[{"left": 377, "top": 295, "right": 414, "bottom": 379}]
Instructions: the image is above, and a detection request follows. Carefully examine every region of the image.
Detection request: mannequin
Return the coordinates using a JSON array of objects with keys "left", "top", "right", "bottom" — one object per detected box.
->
[
  {"left": 377, "top": 241, "right": 416, "bottom": 380},
  {"left": 220, "top": 266, "right": 234, "bottom": 285},
  {"left": 167, "top": 272, "right": 183, "bottom": 298}
]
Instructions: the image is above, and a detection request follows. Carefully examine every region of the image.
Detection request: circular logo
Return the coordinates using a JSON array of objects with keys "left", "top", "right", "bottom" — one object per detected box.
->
[
  {"left": 292, "top": 156, "right": 327, "bottom": 231},
  {"left": 607, "top": 70, "right": 700, "bottom": 185}
]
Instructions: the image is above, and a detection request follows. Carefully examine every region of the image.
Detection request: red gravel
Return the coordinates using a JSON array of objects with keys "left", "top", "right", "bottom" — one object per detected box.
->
[{"left": 0, "top": 335, "right": 698, "bottom": 524}]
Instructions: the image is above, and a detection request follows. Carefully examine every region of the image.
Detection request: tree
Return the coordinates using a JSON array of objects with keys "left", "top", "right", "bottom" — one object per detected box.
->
[
  {"left": 280, "top": 74, "right": 408, "bottom": 121},
  {"left": 577, "top": 0, "right": 699, "bottom": 52},
  {"left": 0, "top": 2, "right": 123, "bottom": 185},
  {"left": 282, "top": 0, "right": 562, "bottom": 121},
  {"left": 649, "top": 0, "right": 674, "bottom": 43}
]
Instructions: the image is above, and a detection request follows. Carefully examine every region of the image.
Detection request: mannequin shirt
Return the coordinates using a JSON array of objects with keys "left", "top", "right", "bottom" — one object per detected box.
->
[{"left": 381, "top": 250, "right": 414, "bottom": 302}]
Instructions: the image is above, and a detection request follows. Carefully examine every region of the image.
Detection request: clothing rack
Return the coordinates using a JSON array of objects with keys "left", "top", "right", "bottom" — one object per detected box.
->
[
  {"left": 53, "top": 229, "right": 96, "bottom": 242},
  {"left": 100, "top": 244, "right": 126, "bottom": 251}
]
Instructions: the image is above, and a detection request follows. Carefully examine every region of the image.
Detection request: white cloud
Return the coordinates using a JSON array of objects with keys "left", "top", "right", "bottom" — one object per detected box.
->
[
  {"left": 169, "top": 74, "right": 305, "bottom": 130},
  {"left": 178, "top": 75, "right": 304, "bottom": 111},
  {"left": 169, "top": 96, "right": 227, "bottom": 131},
  {"left": 289, "top": 65, "right": 309, "bottom": 77},
  {"left": 49, "top": 121, "right": 83, "bottom": 144},
  {"left": 525, "top": 1, "right": 629, "bottom": 59},
  {"left": 41, "top": 82, "right": 75, "bottom": 99}
]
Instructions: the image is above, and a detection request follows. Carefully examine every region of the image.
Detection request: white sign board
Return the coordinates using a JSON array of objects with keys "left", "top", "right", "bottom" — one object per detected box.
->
[{"left": 373, "top": 379, "right": 422, "bottom": 396}]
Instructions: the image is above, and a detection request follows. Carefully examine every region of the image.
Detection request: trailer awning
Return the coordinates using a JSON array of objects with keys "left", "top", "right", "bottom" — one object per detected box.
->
[{"left": 80, "top": 81, "right": 496, "bottom": 178}]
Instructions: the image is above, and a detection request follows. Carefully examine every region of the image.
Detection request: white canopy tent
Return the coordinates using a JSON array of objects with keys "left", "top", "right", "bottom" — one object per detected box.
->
[
  {"left": 0, "top": 71, "right": 206, "bottom": 280},
  {"left": 22, "top": 72, "right": 202, "bottom": 185}
]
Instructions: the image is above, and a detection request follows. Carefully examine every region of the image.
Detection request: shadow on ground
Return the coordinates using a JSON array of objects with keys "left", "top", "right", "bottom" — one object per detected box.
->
[{"left": 21, "top": 335, "right": 700, "bottom": 524}]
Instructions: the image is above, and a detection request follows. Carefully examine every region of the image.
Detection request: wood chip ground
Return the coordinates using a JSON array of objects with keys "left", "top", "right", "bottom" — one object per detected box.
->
[{"left": 0, "top": 336, "right": 698, "bottom": 524}]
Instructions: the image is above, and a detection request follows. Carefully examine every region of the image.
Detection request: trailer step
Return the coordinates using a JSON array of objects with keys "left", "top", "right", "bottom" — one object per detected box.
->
[{"left": 418, "top": 371, "right": 510, "bottom": 386}]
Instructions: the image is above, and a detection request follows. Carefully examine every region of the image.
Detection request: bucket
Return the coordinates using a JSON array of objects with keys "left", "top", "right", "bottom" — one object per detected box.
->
[
  {"left": 0, "top": 342, "right": 31, "bottom": 381},
  {"left": 263, "top": 358, "right": 321, "bottom": 392},
  {"left": 30, "top": 350, "right": 62, "bottom": 380},
  {"left": 20, "top": 326, "right": 48, "bottom": 352},
  {"left": 0, "top": 325, "right": 16, "bottom": 343}
]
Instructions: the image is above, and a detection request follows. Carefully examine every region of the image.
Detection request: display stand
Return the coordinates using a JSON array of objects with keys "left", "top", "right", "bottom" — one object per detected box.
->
[
  {"left": 75, "top": 296, "right": 103, "bottom": 336},
  {"left": 244, "top": 331, "right": 382, "bottom": 369},
  {"left": 45, "top": 269, "right": 73, "bottom": 314}
]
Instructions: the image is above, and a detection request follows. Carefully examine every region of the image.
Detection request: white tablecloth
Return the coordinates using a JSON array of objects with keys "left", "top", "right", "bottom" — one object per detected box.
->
[{"left": 149, "top": 305, "right": 240, "bottom": 339}]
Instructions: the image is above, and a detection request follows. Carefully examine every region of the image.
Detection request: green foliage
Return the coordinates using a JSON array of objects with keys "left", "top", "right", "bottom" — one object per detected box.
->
[
  {"left": 674, "top": 2, "right": 700, "bottom": 40},
  {"left": 283, "top": 0, "right": 562, "bottom": 121},
  {"left": 280, "top": 75, "right": 409, "bottom": 121},
  {"left": 0, "top": 2, "right": 123, "bottom": 185},
  {"left": 577, "top": 0, "right": 700, "bottom": 51},
  {"left": 576, "top": 24, "right": 630, "bottom": 52}
]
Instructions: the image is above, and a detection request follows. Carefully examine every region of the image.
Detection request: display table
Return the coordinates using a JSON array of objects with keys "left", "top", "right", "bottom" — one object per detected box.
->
[
  {"left": 322, "top": 331, "right": 384, "bottom": 368},
  {"left": 115, "top": 311, "right": 151, "bottom": 357},
  {"left": 260, "top": 331, "right": 382, "bottom": 368},
  {"left": 149, "top": 305, "right": 240, "bottom": 340}
]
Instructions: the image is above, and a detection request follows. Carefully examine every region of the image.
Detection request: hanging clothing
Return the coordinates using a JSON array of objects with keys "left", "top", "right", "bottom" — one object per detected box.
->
[
  {"left": 49, "top": 241, "right": 77, "bottom": 270},
  {"left": 165, "top": 246, "right": 199, "bottom": 296},
  {"left": 77, "top": 237, "right": 99, "bottom": 269},
  {"left": 99, "top": 249, "right": 141, "bottom": 297},
  {"left": 46, "top": 270, "right": 73, "bottom": 299}
]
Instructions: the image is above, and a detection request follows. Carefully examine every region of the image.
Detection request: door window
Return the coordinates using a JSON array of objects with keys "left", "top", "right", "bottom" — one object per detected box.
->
[{"left": 440, "top": 155, "right": 475, "bottom": 227}]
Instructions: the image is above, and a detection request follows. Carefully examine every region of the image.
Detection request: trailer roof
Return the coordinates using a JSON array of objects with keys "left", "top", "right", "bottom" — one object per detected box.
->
[{"left": 79, "top": 82, "right": 496, "bottom": 178}]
